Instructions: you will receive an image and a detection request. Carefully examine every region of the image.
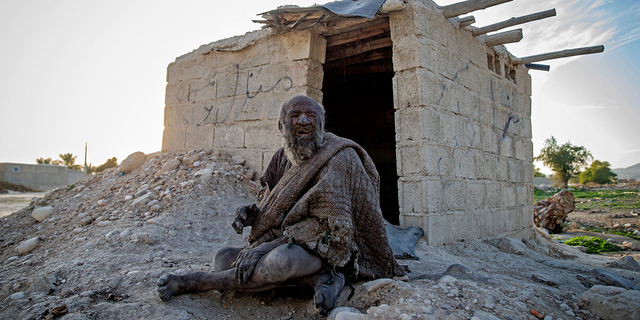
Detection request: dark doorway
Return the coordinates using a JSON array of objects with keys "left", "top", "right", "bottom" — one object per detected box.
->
[{"left": 321, "top": 22, "right": 398, "bottom": 224}]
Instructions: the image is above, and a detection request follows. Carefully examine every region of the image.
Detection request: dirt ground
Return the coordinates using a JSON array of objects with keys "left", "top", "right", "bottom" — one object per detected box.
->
[{"left": 0, "top": 152, "right": 638, "bottom": 320}]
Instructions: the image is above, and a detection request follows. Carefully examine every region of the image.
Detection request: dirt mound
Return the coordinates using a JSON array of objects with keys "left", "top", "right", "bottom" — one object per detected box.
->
[{"left": 1, "top": 149, "right": 639, "bottom": 319}]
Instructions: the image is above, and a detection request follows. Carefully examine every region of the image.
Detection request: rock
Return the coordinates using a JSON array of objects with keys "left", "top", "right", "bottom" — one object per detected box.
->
[
  {"left": 471, "top": 310, "right": 501, "bottom": 320},
  {"left": 10, "top": 292, "right": 25, "bottom": 300},
  {"left": 16, "top": 237, "right": 40, "bottom": 255},
  {"left": 445, "top": 264, "right": 472, "bottom": 275},
  {"left": 437, "top": 275, "right": 457, "bottom": 284},
  {"left": 32, "top": 206, "right": 54, "bottom": 222},
  {"left": 77, "top": 212, "right": 87, "bottom": 218},
  {"left": 606, "top": 256, "right": 640, "bottom": 272},
  {"left": 155, "top": 159, "right": 180, "bottom": 176},
  {"left": 364, "top": 278, "right": 394, "bottom": 293},
  {"left": 106, "top": 230, "right": 120, "bottom": 241},
  {"left": 132, "top": 194, "right": 150, "bottom": 206},
  {"left": 328, "top": 307, "right": 363, "bottom": 320},
  {"left": 622, "top": 241, "right": 637, "bottom": 250},
  {"left": 591, "top": 268, "right": 637, "bottom": 290},
  {"left": 421, "top": 306, "right": 434, "bottom": 314},
  {"left": 578, "top": 285, "right": 640, "bottom": 320},
  {"left": 150, "top": 204, "right": 162, "bottom": 212},
  {"left": 492, "top": 237, "right": 526, "bottom": 255},
  {"left": 73, "top": 228, "right": 83, "bottom": 233},
  {"left": 73, "top": 237, "right": 86, "bottom": 244},
  {"left": 79, "top": 216, "right": 94, "bottom": 226},
  {"left": 124, "top": 195, "right": 133, "bottom": 201},
  {"left": 96, "top": 199, "right": 107, "bottom": 206},
  {"left": 108, "top": 276, "right": 123, "bottom": 289},
  {"left": 97, "top": 221, "right": 112, "bottom": 227},
  {"left": 231, "top": 155, "right": 246, "bottom": 165},
  {"left": 119, "top": 229, "right": 131, "bottom": 239},
  {"left": 194, "top": 168, "right": 214, "bottom": 177},
  {"left": 147, "top": 200, "right": 159, "bottom": 207},
  {"left": 119, "top": 151, "right": 146, "bottom": 173}
]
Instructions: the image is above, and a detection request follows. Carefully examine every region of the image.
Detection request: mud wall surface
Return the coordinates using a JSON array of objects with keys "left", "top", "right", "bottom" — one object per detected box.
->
[
  {"left": 0, "top": 163, "right": 87, "bottom": 191},
  {"left": 162, "top": 29, "right": 326, "bottom": 175},
  {"left": 390, "top": 0, "right": 534, "bottom": 244}
]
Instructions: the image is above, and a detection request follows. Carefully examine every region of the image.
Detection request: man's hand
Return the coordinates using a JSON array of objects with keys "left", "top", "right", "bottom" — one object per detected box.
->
[
  {"left": 232, "top": 204, "right": 259, "bottom": 234},
  {"left": 233, "top": 237, "right": 287, "bottom": 284}
]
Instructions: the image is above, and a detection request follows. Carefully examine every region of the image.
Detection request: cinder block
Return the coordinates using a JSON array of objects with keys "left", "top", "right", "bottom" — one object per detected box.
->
[
  {"left": 162, "top": 127, "right": 185, "bottom": 151},
  {"left": 508, "top": 207, "right": 523, "bottom": 233},
  {"left": 393, "top": 68, "right": 450, "bottom": 110},
  {"left": 522, "top": 162, "right": 534, "bottom": 183},
  {"left": 395, "top": 106, "right": 442, "bottom": 144},
  {"left": 501, "top": 184, "right": 516, "bottom": 207},
  {"left": 398, "top": 144, "right": 427, "bottom": 175},
  {"left": 213, "top": 125, "right": 244, "bottom": 148},
  {"left": 279, "top": 31, "right": 326, "bottom": 63},
  {"left": 246, "top": 63, "right": 288, "bottom": 95},
  {"left": 508, "top": 159, "right": 522, "bottom": 183},
  {"left": 392, "top": 34, "right": 438, "bottom": 73},
  {"left": 165, "top": 82, "right": 190, "bottom": 105},
  {"left": 425, "top": 179, "right": 444, "bottom": 212},
  {"left": 168, "top": 55, "right": 215, "bottom": 83},
  {"left": 453, "top": 148, "right": 475, "bottom": 179},
  {"left": 499, "top": 134, "right": 514, "bottom": 159},
  {"left": 474, "top": 209, "right": 493, "bottom": 238},
  {"left": 437, "top": 47, "right": 463, "bottom": 82},
  {"left": 444, "top": 180, "right": 466, "bottom": 211},
  {"left": 401, "top": 214, "right": 425, "bottom": 230},
  {"left": 467, "top": 181, "right": 485, "bottom": 210},
  {"left": 185, "top": 125, "right": 214, "bottom": 149},
  {"left": 244, "top": 122, "right": 282, "bottom": 149},
  {"left": 192, "top": 97, "right": 235, "bottom": 125},
  {"left": 475, "top": 151, "right": 495, "bottom": 180},
  {"left": 216, "top": 67, "right": 248, "bottom": 98},
  {"left": 218, "top": 148, "right": 262, "bottom": 174},
  {"left": 481, "top": 125, "right": 498, "bottom": 154},
  {"left": 495, "top": 157, "right": 509, "bottom": 182},
  {"left": 424, "top": 144, "right": 453, "bottom": 177},
  {"left": 286, "top": 59, "right": 324, "bottom": 90},
  {"left": 522, "top": 205, "right": 534, "bottom": 229},
  {"left": 450, "top": 85, "right": 474, "bottom": 118},
  {"left": 187, "top": 78, "right": 217, "bottom": 102},
  {"left": 399, "top": 178, "right": 424, "bottom": 213},
  {"left": 427, "top": 212, "right": 477, "bottom": 245},
  {"left": 164, "top": 104, "right": 193, "bottom": 128},
  {"left": 493, "top": 209, "right": 510, "bottom": 236},
  {"left": 235, "top": 92, "right": 276, "bottom": 121},
  {"left": 515, "top": 185, "right": 528, "bottom": 206},
  {"left": 485, "top": 182, "right": 501, "bottom": 208}
]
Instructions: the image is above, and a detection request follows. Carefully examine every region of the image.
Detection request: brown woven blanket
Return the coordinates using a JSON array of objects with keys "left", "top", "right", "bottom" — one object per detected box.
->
[{"left": 248, "top": 133, "right": 404, "bottom": 280}]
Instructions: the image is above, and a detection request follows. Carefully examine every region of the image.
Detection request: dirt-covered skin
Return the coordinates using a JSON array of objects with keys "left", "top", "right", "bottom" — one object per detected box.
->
[{"left": 0, "top": 151, "right": 638, "bottom": 319}]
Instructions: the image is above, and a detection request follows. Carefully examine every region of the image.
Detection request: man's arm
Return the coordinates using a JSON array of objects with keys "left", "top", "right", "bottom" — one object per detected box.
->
[{"left": 232, "top": 203, "right": 260, "bottom": 234}]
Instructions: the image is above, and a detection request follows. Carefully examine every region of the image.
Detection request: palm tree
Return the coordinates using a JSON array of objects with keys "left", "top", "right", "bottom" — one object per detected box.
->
[
  {"left": 36, "top": 157, "right": 53, "bottom": 164},
  {"left": 58, "top": 153, "right": 83, "bottom": 171}
]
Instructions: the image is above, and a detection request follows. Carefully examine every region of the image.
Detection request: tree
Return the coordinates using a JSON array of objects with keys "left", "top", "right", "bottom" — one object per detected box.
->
[
  {"left": 36, "top": 157, "right": 53, "bottom": 164},
  {"left": 58, "top": 153, "right": 83, "bottom": 171},
  {"left": 534, "top": 166, "right": 546, "bottom": 177},
  {"left": 580, "top": 160, "right": 617, "bottom": 184},
  {"left": 96, "top": 157, "right": 118, "bottom": 173},
  {"left": 534, "top": 136, "right": 592, "bottom": 188}
]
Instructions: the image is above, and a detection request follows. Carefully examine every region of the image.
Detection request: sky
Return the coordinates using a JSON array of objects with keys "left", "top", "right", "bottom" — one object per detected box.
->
[{"left": 0, "top": 0, "right": 638, "bottom": 174}]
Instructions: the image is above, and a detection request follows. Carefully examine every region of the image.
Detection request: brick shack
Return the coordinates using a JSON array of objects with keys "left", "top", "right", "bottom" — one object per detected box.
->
[{"left": 161, "top": 0, "right": 603, "bottom": 245}]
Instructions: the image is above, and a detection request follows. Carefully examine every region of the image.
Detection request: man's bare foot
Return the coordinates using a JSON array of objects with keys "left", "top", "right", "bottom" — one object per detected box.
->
[
  {"left": 313, "top": 272, "right": 345, "bottom": 315},
  {"left": 157, "top": 274, "right": 188, "bottom": 301}
]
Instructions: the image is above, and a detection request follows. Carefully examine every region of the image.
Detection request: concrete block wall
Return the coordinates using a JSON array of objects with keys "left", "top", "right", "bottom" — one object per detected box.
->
[
  {"left": 1, "top": 163, "right": 88, "bottom": 191},
  {"left": 390, "top": 0, "right": 534, "bottom": 245},
  {"left": 162, "top": 29, "right": 327, "bottom": 175}
]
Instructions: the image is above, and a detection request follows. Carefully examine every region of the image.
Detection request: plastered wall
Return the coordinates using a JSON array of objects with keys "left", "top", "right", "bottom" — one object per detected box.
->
[
  {"left": 0, "top": 163, "right": 88, "bottom": 191},
  {"left": 390, "top": 0, "right": 534, "bottom": 244}
]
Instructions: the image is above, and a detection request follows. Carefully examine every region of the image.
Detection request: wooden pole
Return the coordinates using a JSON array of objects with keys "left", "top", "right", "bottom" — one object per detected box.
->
[
  {"left": 441, "top": 0, "right": 512, "bottom": 18},
  {"left": 472, "top": 9, "right": 557, "bottom": 36},
  {"left": 484, "top": 29, "right": 523, "bottom": 47},
  {"left": 525, "top": 64, "right": 551, "bottom": 71},
  {"left": 517, "top": 45, "right": 605, "bottom": 64},
  {"left": 456, "top": 15, "right": 476, "bottom": 28}
]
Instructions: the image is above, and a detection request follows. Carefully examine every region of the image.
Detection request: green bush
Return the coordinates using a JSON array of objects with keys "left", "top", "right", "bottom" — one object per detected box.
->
[{"left": 564, "top": 236, "right": 620, "bottom": 254}]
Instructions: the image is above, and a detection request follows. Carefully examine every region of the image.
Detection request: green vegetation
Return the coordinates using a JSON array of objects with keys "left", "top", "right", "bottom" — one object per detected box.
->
[
  {"left": 580, "top": 160, "right": 617, "bottom": 184},
  {"left": 563, "top": 236, "right": 620, "bottom": 254},
  {"left": 58, "top": 153, "right": 83, "bottom": 171},
  {"left": 535, "top": 136, "right": 592, "bottom": 188},
  {"left": 35, "top": 157, "right": 53, "bottom": 164},
  {"left": 534, "top": 166, "right": 546, "bottom": 177}
]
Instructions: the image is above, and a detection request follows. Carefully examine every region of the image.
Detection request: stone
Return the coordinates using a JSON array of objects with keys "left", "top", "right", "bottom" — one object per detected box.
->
[
  {"left": 125, "top": 195, "right": 133, "bottom": 200},
  {"left": 73, "top": 228, "right": 83, "bottom": 233},
  {"left": 231, "top": 155, "right": 246, "bottom": 165},
  {"left": 108, "top": 276, "right": 123, "bottom": 289},
  {"left": 132, "top": 194, "right": 150, "bottom": 206},
  {"left": 119, "top": 229, "right": 132, "bottom": 239},
  {"left": 97, "top": 221, "right": 112, "bottom": 227},
  {"left": 10, "top": 292, "right": 25, "bottom": 300},
  {"left": 119, "top": 151, "right": 146, "bottom": 173},
  {"left": 437, "top": 275, "right": 457, "bottom": 284},
  {"left": 16, "top": 237, "right": 40, "bottom": 255},
  {"left": 578, "top": 285, "right": 640, "bottom": 320},
  {"left": 31, "top": 206, "right": 54, "bottom": 222},
  {"left": 622, "top": 241, "right": 637, "bottom": 250},
  {"left": 606, "top": 256, "right": 640, "bottom": 272},
  {"left": 492, "top": 237, "right": 526, "bottom": 255},
  {"left": 591, "top": 268, "right": 637, "bottom": 290},
  {"left": 471, "top": 310, "right": 501, "bottom": 320},
  {"left": 445, "top": 264, "right": 472, "bottom": 275},
  {"left": 364, "top": 278, "right": 394, "bottom": 293},
  {"left": 73, "top": 237, "right": 87, "bottom": 244},
  {"left": 147, "top": 200, "right": 159, "bottom": 207},
  {"left": 150, "top": 204, "right": 162, "bottom": 212},
  {"left": 194, "top": 168, "right": 214, "bottom": 177},
  {"left": 328, "top": 307, "right": 363, "bottom": 320},
  {"left": 106, "top": 230, "right": 120, "bottom": 241},
  {"left": 156, "top": 159, "right": 180, "bottom": 176},
  {"left": 79, "top": 216, "right": 94, "bottom": 226},
  {"left": 97, "top": 199, "right": 107, "bottom": 206}
]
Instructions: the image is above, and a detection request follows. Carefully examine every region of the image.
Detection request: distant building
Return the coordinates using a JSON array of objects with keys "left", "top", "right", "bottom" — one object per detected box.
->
[{"left": 0, "top": 163, "right": 88, "bottom": 191}]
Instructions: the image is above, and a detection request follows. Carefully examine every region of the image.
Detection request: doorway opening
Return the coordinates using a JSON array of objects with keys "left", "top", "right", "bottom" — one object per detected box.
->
[{"left": 321, "top": 19, "right": 399, "bottom": 225}]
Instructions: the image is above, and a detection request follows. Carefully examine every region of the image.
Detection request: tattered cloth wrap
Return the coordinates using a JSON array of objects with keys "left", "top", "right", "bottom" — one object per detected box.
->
[{"left": 248, "top": 133, "right": 405, "bottom": 280}]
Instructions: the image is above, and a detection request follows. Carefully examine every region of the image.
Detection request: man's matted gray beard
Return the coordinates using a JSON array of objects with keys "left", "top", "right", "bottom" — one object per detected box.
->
[{"left": 282, "top": 125, "right": 325, "bottom": 166}]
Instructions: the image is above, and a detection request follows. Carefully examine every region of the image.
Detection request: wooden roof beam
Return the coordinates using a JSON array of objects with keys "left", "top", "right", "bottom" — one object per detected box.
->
[
  {"left": 472, "top": 9, "right": 556, "bottom": 36},
  {"left": 456, "top": 15, "right": 476, "bottom": 28},
  {"left": 484, "top": 29, "right": 523, "bottom": 47},
  {"left": 440, "top": 0, "right": 512, "bottom": 18},
  {"left": 513, "top": 45, "right": 605, "bottom": 65}
]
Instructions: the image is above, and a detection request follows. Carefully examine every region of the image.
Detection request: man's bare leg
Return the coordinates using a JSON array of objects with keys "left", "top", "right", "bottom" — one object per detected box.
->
[
  {"left": 211, "top": 246, "right": 243, "bottom": 272},
  {"left": 157, "top": 244, "right": 322, "bottom": 301}
]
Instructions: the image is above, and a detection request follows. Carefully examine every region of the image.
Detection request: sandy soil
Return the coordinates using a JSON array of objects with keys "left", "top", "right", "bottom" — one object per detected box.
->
[
  {"left": 0, "top": 192, "right": 45, "bottom": 218},
  {"left": 0, "top": 151, "right": 638, "bottom": 320}
]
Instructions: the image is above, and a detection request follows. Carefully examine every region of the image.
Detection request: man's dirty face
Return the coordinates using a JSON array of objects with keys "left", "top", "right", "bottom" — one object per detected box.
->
[{"left": 280, "top": 96, "right": 325, "bottom": 165}]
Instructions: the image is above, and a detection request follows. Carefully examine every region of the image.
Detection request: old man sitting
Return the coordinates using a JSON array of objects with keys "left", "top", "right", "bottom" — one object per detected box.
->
[{"left": 157, "top": 95, "right": 405, "bottom": 314}]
